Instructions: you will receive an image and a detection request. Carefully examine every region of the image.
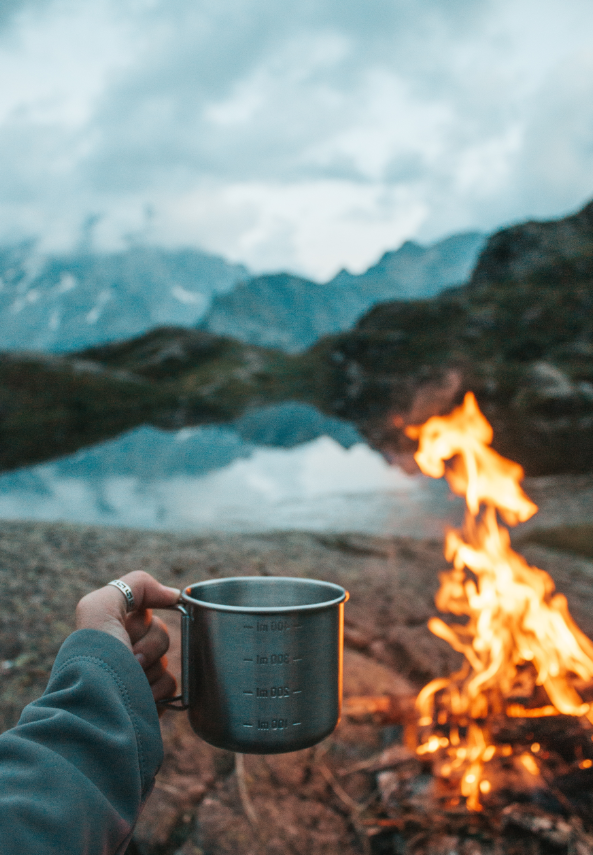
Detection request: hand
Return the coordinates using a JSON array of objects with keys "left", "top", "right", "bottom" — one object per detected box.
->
[{"left": 75, "top": 571, "right": 181, "bottom": 705}]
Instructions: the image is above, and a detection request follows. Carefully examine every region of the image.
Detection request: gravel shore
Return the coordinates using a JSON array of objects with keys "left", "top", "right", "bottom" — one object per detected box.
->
[{"left": 2, "top": 511, "right": 593, "bottom": 854}]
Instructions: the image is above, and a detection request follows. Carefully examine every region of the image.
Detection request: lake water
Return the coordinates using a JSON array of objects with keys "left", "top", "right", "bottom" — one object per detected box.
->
[{"left": 0, "top": 425, "right": 465, "bottom": 537}]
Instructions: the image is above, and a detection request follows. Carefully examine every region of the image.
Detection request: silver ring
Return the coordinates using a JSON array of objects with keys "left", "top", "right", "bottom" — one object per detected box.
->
[{"left": 107, "top": 580, "right": 135, "bottom": 613}]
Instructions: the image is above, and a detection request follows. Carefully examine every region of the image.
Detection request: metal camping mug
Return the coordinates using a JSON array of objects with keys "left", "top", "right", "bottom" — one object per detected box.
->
[{"left": 158, "top": 576, "right": 349, "bottom": 753}]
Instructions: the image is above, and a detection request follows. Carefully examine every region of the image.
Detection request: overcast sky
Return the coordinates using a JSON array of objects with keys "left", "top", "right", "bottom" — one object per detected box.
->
[{"left": 1, "top": 0, "right": 593, "bottom": 279}]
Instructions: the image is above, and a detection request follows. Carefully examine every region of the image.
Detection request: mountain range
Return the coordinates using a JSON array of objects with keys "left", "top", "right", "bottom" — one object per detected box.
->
[
  {"left": 0, "top": 232, "right": 485, "bottom": 354},
  {"left": 0, "top": 199, "right": 591, "bottom": 479},
  {"left": 200, "top": 232, "right": 485, "bottom": 351},
  {"left": 0, "top": 243, "right": 249, "bottom": 352}
]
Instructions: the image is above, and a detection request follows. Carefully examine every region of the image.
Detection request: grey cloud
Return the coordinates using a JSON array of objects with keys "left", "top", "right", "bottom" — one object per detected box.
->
[
  {"left": 79, "top": 0, "right": 497, "bottom": 193},
  {"left": 1, "top": 0, "right": 593, "bottom": 275},
  {"left": 0, "top": 0, "right": 27, "bottom": 27},
  {"left": 383, "top": 153, "right": 427, "bottom": 185},
  {"left": 0, "top": 0, "right": 54, "bottom": 30},
  {"left": 0, "top": 117, "right": 78, "bottom": 203},
  {"left": 0, "top": 0, "right": 501, "bottom": 202},
  {"left": 512, "top": 60, "right": 593, "bottom": 217}
]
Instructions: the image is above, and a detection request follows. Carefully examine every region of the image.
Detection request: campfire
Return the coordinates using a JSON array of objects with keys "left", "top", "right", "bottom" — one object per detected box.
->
[
  {"left": 344, "top": 393, "right": 593, "bottom": 851},
  {"left": 405, "top": 392, "right": 593, "bottom": 813}
]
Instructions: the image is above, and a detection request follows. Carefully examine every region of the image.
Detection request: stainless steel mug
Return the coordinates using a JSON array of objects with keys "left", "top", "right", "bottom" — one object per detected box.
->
[{"left": 159, "top": 576, "right": 349, "bottom": 753}]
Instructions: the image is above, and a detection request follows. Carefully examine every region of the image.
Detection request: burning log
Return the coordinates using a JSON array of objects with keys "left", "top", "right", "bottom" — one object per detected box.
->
[{"left": 400, "top": 392, "right": 593, "bottom": 812}]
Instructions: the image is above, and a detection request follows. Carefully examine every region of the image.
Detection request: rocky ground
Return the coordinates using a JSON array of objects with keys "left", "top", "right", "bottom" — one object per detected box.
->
[{"left": 1, "top": 480, "right": 593, "bottom": 854}]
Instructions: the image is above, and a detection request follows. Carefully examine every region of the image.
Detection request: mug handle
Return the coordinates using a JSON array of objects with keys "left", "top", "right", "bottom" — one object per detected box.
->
[{"left": 156, "top": 602, "right": 190, "bottom": 711}]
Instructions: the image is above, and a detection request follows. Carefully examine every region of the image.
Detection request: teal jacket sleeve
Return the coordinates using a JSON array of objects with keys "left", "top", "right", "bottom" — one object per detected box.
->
[{"left": 0, "top": 628, "right": 164, "bottom": 855}]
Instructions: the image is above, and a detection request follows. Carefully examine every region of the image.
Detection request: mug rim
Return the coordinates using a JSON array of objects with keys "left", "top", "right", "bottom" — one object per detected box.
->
[{"left": 181, "top": 575, "right": 349, "bottom": 614}]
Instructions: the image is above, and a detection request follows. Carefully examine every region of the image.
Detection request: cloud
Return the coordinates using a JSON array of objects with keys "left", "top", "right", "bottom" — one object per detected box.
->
[
  {"left": 0, "top": 0, "right": 51, "bottom": 30},
  {"left": 508, "top": 47, "right": 593, "bottom": 219},
  {"left": 1, "top": 0, "right": 593, "bottom": 277}
]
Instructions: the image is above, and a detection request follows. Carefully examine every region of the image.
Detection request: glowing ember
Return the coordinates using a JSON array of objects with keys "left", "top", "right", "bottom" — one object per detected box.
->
[{"left": 405, "top": 391, "right": 593, "bottom": 811}]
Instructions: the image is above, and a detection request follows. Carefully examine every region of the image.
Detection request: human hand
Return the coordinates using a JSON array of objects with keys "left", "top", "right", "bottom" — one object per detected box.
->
[{"left": 75, "top": 571, "right": 181, "bottom": 704}]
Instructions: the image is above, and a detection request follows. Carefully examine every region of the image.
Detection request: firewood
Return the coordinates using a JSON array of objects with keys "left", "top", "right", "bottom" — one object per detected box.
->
[
  {"left": 338, "top": 744, "right": 416, "bottom": 777},
  {"left": 343, "top": 693, "right": 417, "bottom": 724},
  {"left": 489, "top": 711, "right": 593, "bottom": 747},
  {"left": 500, "top": 804, "right": 584, "bottom": 847}
]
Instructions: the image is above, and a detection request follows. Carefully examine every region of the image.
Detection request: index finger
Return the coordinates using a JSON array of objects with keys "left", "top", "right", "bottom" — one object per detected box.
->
[{"left": 118, "top": 571, "right": 181, "bottom": 613}]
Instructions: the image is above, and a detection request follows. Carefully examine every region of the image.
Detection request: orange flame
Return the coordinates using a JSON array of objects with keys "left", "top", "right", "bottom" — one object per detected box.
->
[{"left": 405, "top": 392, "right": 593, "bottom": 810}]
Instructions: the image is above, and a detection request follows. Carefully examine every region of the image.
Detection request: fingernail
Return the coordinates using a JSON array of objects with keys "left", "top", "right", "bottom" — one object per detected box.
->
[
  {"left": 165, "top": 586, "right": 181, "bottom": 597},
  {"left": 135, "top": 652, "right": 146, "bottom": 667}
]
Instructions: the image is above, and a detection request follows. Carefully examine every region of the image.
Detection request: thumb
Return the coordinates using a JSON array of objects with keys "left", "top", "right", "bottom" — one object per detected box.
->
[{"left": 76, "top": 571, "right": 181, "bottom": 651}]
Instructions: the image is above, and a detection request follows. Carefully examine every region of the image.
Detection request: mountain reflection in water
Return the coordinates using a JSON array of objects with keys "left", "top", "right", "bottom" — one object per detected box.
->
[{"left": 0, "top": 403, "right": 465, "bottom": 536}]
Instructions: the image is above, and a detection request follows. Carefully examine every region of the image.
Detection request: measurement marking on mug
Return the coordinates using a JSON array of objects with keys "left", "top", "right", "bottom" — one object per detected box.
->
[
  {"left": 256, "top": 620, "right": 289, "bottom": 632},
  {"left": 243, "top": 657, "right": 254, "bottom": 661},
  {"left": 256, "top": 686, "right": 290, "bottom": 697},
  {"left": 292, "top": 657, "right": 303, "bottom": 662},
  {"left": 292, "top": 722, "right": 302, "bottom": 727},
  {"left": 292, "top": 689, "right": 302, "bottom": 695},
  {"left": 243, "top": 625, "right": 254, "bottom": 629},
  {"left": 256, "top": 653, "right": 290, "bottom": 664},
  {"left": 243, "top": 690, "right": 254, "bottom": 695},
  {"left": 243, "top": 723, "right": 254, "bottom": 728},
  {"left": 257, "top": 719, "right": 288, "bottom": 730}
]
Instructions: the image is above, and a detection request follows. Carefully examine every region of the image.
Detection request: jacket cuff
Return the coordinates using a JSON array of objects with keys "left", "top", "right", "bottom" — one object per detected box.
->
[{"left": 48, "top": 628, "right": 163, "bottom": 790}]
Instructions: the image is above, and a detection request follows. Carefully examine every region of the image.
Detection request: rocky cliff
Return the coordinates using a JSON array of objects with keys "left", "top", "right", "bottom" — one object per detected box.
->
[
  {"left": 470, "top": 200, "right": 593, "bottom": 288},
  {"left": 312, "top": 199, "right": 593, "bottom": 475}
]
